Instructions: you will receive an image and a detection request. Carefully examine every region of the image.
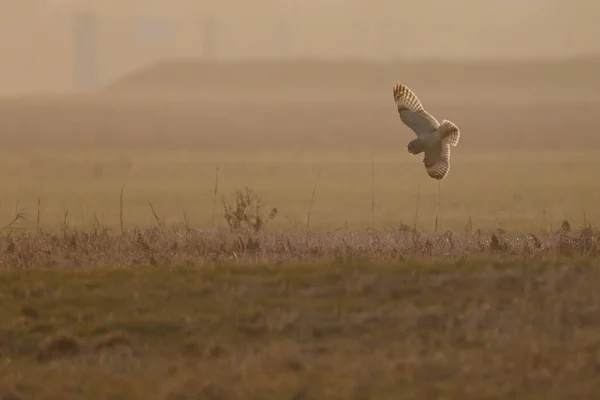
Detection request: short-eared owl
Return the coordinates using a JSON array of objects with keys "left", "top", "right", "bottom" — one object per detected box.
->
[{"left": 392, "top": 82, "right": 460, "bottom": 180}]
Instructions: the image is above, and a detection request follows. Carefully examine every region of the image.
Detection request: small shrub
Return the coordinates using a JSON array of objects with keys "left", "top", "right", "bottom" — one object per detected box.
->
[{"left": 221, "top": 187, "right": 277, "bottom": 232}]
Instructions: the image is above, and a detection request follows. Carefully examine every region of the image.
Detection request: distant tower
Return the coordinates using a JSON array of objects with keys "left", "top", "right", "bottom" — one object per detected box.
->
[{"left": 72, "top": 10, "right": 98, "bottom": 91}]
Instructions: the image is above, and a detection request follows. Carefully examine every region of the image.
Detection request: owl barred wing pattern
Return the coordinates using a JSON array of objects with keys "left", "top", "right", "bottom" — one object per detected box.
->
[
  {"left": 437, "top": 120, "right": 460, "bottom": 147},
  {"left": 423, "top": 142, "right": 452, "bottom": 180},
  {"left": 392, "top": 82, "right": 439, "bottom": 136},
  {"left": 392, "top": 81, "right": 460, "bottom": 180},
  {"left": 426, "top": 120, "right": 460, "bottom": 179},
  {"left": 392, "top": 82, "right": 425, "bottom": 112}
]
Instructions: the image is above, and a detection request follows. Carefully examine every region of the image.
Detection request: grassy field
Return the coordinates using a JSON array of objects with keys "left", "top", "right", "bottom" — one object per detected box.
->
[
  {"left": 1, "top": 59, "right": 600, "bottom": 398},
  {"left": 1, "top": 150, "right": 599, "bottom": 233},
  {"left": 2, "top": 260, "right": 600, "bottom": 399}
]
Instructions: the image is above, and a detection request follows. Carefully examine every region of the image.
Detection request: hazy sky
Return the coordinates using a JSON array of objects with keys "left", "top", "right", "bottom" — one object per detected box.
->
[{"left": 1, "top": 0, "right": 599, "bottom": 92}]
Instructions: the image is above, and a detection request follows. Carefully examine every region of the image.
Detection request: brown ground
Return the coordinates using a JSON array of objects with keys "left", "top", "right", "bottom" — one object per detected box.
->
[{"left": 2, "top": 255, "right": 600, "bottom": 399}]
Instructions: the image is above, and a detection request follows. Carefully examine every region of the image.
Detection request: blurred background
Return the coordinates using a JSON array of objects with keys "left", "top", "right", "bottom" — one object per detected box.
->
[
  {"left": 0, "top": 0, "right": 600, "bottom": 231},
  {"left": 1, "top": 0, "right": 599, "bottom": 94}
]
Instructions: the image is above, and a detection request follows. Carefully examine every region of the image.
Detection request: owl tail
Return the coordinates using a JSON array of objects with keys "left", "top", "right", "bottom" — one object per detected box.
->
[{"left": 436, "top": 120, "right": 460, "bottom": 146}]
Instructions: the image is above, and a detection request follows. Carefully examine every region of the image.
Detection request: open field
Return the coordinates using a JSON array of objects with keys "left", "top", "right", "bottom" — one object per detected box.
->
[
  {"left": 2, "top": 260, "right": 600, "bottom": 399},
  {"left": 0, "top": 150, "right": 599, "bottom": 232},
  {"left": 1, "top": 59, "right": 600, "bottom": 398}
]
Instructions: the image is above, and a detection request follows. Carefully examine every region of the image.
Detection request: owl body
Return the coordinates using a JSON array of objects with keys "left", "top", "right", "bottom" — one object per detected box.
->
[
  {"left": 407, "top": 131, "right": 440, "bottom": 154},
  {"left": 393, "top": 82, "right": 460, "bottom": 180},
  {"left": 407, "top": 137, "right": 428, "bottom": 155}
]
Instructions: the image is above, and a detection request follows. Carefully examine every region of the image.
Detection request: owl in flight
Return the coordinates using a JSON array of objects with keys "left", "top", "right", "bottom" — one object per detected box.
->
[{"left": 392, "top": 82, "right": 460, "bottom": 180}]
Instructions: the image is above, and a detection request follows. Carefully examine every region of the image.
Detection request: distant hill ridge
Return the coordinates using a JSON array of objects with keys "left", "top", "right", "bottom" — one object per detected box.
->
[{"left": 104, "top": 57, "right": 600, "bottom": 97}]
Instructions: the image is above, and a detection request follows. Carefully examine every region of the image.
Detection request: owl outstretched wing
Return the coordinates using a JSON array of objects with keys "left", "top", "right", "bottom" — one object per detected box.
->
[
  {"left": 392, "top": 82, "right": 440, "bottom": 136},
  {"left": 423, "top": 141, "right": 452, "bottom": 180}
]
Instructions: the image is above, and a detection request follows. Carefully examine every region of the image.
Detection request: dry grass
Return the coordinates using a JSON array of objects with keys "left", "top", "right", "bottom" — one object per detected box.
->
[
  {"left": 0, "top": 183, "right": 597, "bottom": 269},
  {"left": 0, "top": 222, "right": 598, "bottom": 270},
  {"left": 2, "top": 256, "right": 600, "bottom": 399},
  {"left": 0, "top": 193, "right": 597, "bottom": 398}
]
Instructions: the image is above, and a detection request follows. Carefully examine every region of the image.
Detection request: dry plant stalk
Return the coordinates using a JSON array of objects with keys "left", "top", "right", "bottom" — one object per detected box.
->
[
  {"left": 509, "top": 187, "right": 517, "bottom": 230},
  {"left": 119, "top": 186, "right": 124, "bottom": 234},
  {"left": 36, "top": 197, "right": 41, "bottom": 233},
  {"left": 306, "top": 168, "right": 321, "bottom": 231},
  {"left": 0, "top": 208, "right": 27, "bottom": 235},
  {"left": 211, "top": 165, "right": 220, "bottom": 226},
  {"left": 371, "top": 155, "right": 375, "bottom": 225},
  {"left": 93, "top": 213, "right": 102, "bottom": 229},
  {"left": 147, "top": 201, "right": 163, "bottom": 227},
  {"left": 62, "top": 206, "right": 69, "bottom": 237},
  {"left": 413, "top": 184, "right": 420, "bottom": 231}
]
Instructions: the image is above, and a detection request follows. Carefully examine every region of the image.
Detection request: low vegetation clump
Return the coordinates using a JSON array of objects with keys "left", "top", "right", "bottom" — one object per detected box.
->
[{"left": 0, "top": 221, "right": 597, "bottom": 270}]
